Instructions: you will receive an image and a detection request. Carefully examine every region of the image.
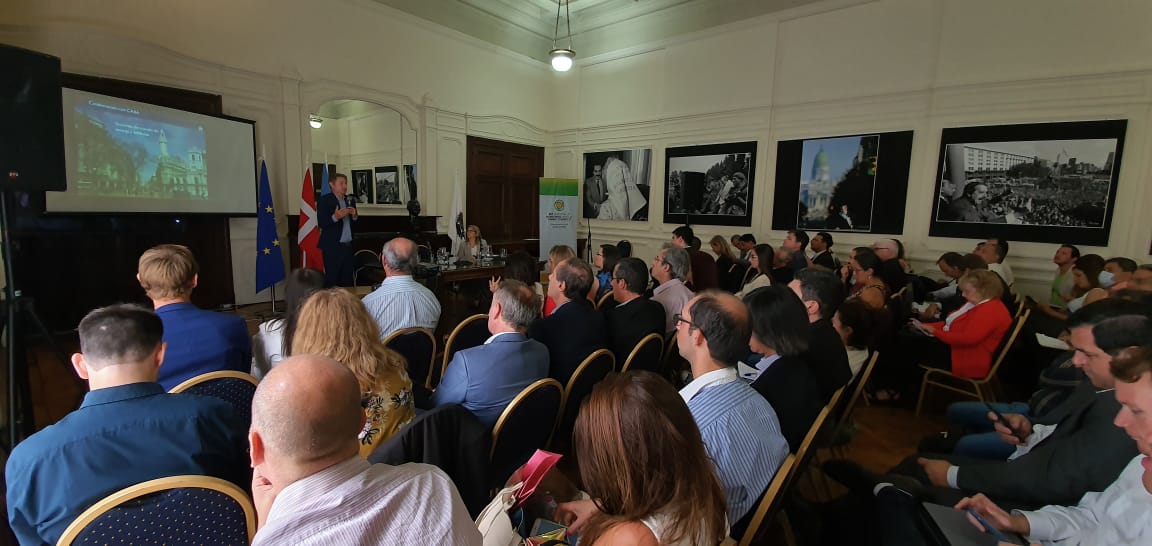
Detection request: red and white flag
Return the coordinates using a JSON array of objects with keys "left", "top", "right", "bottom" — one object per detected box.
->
[{"left": 298, "top": 166, "right": 324, "bottom": 271}]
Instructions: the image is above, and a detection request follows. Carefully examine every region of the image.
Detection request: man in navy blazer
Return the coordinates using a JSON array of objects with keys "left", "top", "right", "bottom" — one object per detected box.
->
[
  {"left": 136, "top": 244, "right": 252, "bottom": 390},
  {"left": 529, "top": 258, "right": 609, "bottom": 385},
  {"left": 316, "top": 172, "right": 358, "bottom": 287},
  {"left": 601, "top": 257, "right": 665, "bottom": 365},
  {"left": 430, "top": 280, "right": 549, "bottom": 426}
]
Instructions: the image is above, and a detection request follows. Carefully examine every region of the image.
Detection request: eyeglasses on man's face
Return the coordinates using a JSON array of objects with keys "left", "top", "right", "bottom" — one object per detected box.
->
[{"left": 673, "top": 313, "right": 701, "bottom": 333}]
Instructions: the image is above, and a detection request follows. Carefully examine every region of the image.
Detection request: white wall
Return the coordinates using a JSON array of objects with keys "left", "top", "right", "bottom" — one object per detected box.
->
[
  {"left": 550, "top": 0, "right": 1152, "bottom": 300},
  {"left": 3, "top": 0, "right": 1152, "bottom": 303}
]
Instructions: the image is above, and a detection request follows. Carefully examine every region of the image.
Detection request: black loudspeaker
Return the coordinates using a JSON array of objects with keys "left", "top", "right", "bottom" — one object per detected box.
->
[{"left": 0, "top": 44, "right": 66, "bottom": 192}]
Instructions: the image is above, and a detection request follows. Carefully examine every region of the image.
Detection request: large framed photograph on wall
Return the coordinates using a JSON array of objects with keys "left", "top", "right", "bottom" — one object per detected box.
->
[
  {"left": 929, "top": 120, "right": 1127, "bottom": 246},
  {"left": 771, "top": 131, "right": 914, "bottom": 234},
  {"left": 664, "top": 141, "right": 757, "bottom": 227},
  {"left": 582, "top": 148, "right": 651, "bottom": 222},
  {"left": 350, "top": 169, "right": 373, "bottom": 205}
]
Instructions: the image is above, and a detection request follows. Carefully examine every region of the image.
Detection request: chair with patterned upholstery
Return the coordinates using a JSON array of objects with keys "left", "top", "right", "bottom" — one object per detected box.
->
[
  {"left": 168, "top": 371, "right": 258, "bottom": 427},
  {"left": 56, "top": 475, "right": 255, "bottom": 546},
  {"left": 489, "top": 378, "right": 563, "bottom": 488},
  {"left": 384, "top": 327, "right": 437, "bottom": 392},
  {"left": 438, "top": 314, "right": 490, "bottom": 390}
]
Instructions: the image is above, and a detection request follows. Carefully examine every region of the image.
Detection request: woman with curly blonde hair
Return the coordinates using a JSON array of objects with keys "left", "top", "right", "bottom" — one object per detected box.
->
[{"left": 291, "top": 288, "right": 415, "bottom": 456}]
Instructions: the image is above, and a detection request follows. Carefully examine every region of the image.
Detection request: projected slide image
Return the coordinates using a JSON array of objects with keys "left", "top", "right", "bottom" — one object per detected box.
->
[{"left": 71, "top": 99, "right": 210, "bottom": 200}]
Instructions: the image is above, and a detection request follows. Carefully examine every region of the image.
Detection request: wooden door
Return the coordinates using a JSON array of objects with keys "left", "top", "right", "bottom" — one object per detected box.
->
[{"left": 466, "top": 136, "right": 544, "bottom": 243}]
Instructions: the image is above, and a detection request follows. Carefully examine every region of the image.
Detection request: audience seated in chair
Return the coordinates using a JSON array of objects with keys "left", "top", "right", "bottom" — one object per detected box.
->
[
  {"left": 529, "top": 258, "right": 608, "bottom": 385},
  {"left": 430, "top": 280, "right": 549, "bottom": 427},
  {"left": 248, "top": 355, "right": 480, "bottom": 545},
  {"left": 810, "top": 231, "right": 839, "bottom": 271},
  {"left": 742, "top": 285, "right": 823, "bottom": 453},
  {"left": 555, "top": 372, "right": 729, "bottom": 545},
  {"left": 865, "top": 335, "right": 1152, "bottom": 545},
  {"left": 651, "top": 244, "right": 695, "bottom": 337},
  {"left": 906, "top": 270, "right": 1012, "bottom": 380},
  {"left": 593, "top": 244, "right": 620, "bottom": 302},
  {"left": 137, "top": 244, "right": 251, "bottom": 390},
  {"left": 735, "top": 244, "right": 774, "bottom": 298},
  {"left": 290, "top": 289, "right": 415, "bottom": 456},
  {"left": 674, "top": 291, "right": 789, "bottom": 523},
  {"left": 672, "top": 225, "right": 719, "bottom": 291},
  {"left": 5, "top": 304, "right": 249, "bottom": 546},
  {"left": 833, "top": 298, "right": 888, "bottom": 378},
  {"left": 789, "top": 269, "right": 852, "bottom": 403},
  {"left": 362, "top": 237, "right": 441, "bottom": 339},
  {"left": 251, "top": 267, "right": 324, "bottom": 380},
  {"left": 601, "top": 257, "right": 666, "bottom": 366}
]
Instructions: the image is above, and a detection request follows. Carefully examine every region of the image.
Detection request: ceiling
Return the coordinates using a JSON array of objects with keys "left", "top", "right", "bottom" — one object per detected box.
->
[{"left": 373, "top": 0, "right": 867, "bottom": 64}]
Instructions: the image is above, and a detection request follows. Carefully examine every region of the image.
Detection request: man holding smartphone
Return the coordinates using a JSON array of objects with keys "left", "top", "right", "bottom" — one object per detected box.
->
[{"left": 956, "top": 316, "right": 1152, "bottom": 544}]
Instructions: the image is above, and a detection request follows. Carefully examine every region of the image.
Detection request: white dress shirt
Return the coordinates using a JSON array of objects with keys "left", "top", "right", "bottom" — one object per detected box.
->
[
  {"left": 362, "top": 274, "right": 442, "bottom": 339},
  {"left": 1020, "top": 455, "right": 1152, "bottom": 545},
  {"left": 253, "top": 457, "right": 481, "bottom": 546}
]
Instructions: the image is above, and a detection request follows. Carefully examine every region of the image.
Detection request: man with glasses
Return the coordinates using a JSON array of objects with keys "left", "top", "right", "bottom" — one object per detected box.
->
[
  {"left": 652, "top": 243, "right": 694, "bottom": 336},
  {"left": 871, "top": 238, "right": 909, "bottom": 293},
  {"left": 602, "top": 257, "right": 665, "bottom": 365},
  {"left": 676, "top": 291, "right": 789, "bottom": 523}
]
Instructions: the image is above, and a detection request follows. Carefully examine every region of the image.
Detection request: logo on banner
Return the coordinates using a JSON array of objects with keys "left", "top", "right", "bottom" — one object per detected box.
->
[{"left": 554, "top": 200, "right": 565, "bottom": 211}]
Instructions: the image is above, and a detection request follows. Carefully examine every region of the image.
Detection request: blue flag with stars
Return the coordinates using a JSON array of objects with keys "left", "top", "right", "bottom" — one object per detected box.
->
[
  {"left": 320, "top": 162, "right": 331, "bottom": 195},
  {"left": 256, "top": 159, "right": 286, "bottom": 292}
]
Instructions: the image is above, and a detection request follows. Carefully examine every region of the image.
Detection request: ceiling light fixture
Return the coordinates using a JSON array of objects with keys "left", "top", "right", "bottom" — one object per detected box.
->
[
  {"left": 549, "top": 0, "right": 574, "bottom": 72},
  {"left": 308, "top": 115, "right": 323, "bottom": 129}
]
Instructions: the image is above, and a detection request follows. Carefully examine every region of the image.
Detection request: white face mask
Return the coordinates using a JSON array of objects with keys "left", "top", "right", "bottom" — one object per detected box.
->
[{"left": 1098, "top": 270, "right": 1116, "bottom": 289}]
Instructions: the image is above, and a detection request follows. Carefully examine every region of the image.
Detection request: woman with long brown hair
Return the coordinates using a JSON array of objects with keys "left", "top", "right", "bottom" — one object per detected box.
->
[
  {"left": 557, "top": 372, "right": 728, "bottom": 545},
  {"left": 290, "top": 289, "right": 415, "bottom": 456}
]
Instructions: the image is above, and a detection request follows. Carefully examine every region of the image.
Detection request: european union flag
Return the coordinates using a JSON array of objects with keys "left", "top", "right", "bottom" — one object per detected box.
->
[{"left": 256, "top": 159, "right": 286, "bottom": 292}]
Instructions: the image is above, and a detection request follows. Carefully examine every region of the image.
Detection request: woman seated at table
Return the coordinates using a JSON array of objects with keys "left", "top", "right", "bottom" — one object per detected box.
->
[
  {"left": 743, "top": 285, "right": 823, "bottom": 452},
  {"left": 735, "top": 243, "right": 774, "bottom": 298},
  {"left": 908, "top": 269, "right": 1012, "bottom": 379},
  {"left": 556, "top": 372, "right": 728, "bottom": 545},
  {"left": 594, "top": 244, "right": 620, "bottom": 301},
  {"left": 846, "top": 250, "right": 890, "bottom": 310},
  {"left": 455, "top": 224, "right": 488, "bottom": 263},
  {"left": 291, "top": 289, "right": 415, "bottom": 456}
]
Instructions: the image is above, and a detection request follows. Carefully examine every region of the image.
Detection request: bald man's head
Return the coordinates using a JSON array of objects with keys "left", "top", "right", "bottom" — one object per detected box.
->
[
  {"left": 382, "top": 237, "right": 417, "bottom": 275},
  {"left": 251, "top": 354, "right": 363, "bottom": 463}
]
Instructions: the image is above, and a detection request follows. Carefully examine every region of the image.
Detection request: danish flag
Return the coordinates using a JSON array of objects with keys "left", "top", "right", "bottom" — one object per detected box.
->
[{"left": 298, "top": 167, "right": 324, "bottom": 271}]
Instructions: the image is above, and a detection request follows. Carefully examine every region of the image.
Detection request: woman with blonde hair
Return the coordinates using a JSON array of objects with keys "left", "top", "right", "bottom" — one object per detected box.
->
[
  {"left": 556, "top": 372, "right": 728, "bottom": 545},
  {"left": 290, "top": 289, "right": 415, "bottom": 456},
  {"left": 456, "top": 224, "right": 489, "bottom": 263}
]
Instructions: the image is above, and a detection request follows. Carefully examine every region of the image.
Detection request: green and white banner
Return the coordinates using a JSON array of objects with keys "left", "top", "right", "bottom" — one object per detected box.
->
[{"left": 539, "top": 178, "right": 578, "bottom": 258}]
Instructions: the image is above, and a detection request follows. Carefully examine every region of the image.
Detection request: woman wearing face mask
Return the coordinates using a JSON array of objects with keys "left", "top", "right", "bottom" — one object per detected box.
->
[
  {"left": 1083, "top": 257, "right": 1138, "bottom": 306},
  {"left": 1035, "top": 254, "right": 1105, "bottom": 321}
]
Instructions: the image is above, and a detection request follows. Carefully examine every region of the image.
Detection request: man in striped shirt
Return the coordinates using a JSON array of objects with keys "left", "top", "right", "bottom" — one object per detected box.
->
[
  {"left": 249, "top": 355, "right": 480, "bottom": 545},
  {"left": 362, "top": 237, "right": 441, "bottom": 339},
  {"left": 675, "top": 291, "right": 790, "bottom": 523}
]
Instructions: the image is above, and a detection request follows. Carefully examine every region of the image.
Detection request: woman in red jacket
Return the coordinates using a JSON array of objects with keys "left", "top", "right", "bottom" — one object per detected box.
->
[{"left": 910, "top": 269, "right": 1013, "bottom": 378}]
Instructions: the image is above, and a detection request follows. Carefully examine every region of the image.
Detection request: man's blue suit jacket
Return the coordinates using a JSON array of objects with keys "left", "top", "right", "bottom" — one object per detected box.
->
[
  {"left": 156, "top": 303, "right": 252, "bottom": 390},
  {"left": 429, "top": 332, "right": 549, "bottom": 427}
]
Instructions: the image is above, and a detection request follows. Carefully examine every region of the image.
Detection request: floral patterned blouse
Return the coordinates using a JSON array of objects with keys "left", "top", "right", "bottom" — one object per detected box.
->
[{"left": 357, "top": 369, "right": 415, "bottom": 457}]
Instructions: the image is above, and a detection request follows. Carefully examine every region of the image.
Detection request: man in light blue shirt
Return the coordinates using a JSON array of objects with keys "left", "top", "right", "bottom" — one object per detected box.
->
[
  {"left": 430, "top": 280, "right": 548, "bottom": 426},
  {"left": 676, "top": 290, "right": 789, "bottom": 523},
  {"left": 362, "top": 237, "right": 441, "bottom": 339}
]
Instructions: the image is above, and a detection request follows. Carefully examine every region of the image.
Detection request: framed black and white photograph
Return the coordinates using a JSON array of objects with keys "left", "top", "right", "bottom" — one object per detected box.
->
[
  {"left": 373, "top": 166, "right": 400, "bottom": 205},
  {"left": 582, "top": 148, "right": 651, "bottom": 221},
  {"left": 930, "top": 120, "right": 1127, "bottom": 246},
  {"left": 664, "top": 141, "right": 757, "bottom": 227},
  {"left": 351, "top": 169, "right": 373, "bottom": 205},
  {"left": 771, "top": 131, "right": 914, "bottom": 234}
]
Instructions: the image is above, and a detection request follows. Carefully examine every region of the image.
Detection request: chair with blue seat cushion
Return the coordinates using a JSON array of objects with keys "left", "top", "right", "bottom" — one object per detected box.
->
[
  {"left": 168, "top": 370, "right": 258, "bottom": 427},
  {"left": 384, "top": 327, "right": 437, "bottom": 393},
  {"left": 438, "top": 314, "right": 490, "bottom": 390},
  {"left": 56, "top": 475, "right": 256, "bottom": 546},
  {"left": 488, "top": 378, "right": 563, "bottom": 489}
]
